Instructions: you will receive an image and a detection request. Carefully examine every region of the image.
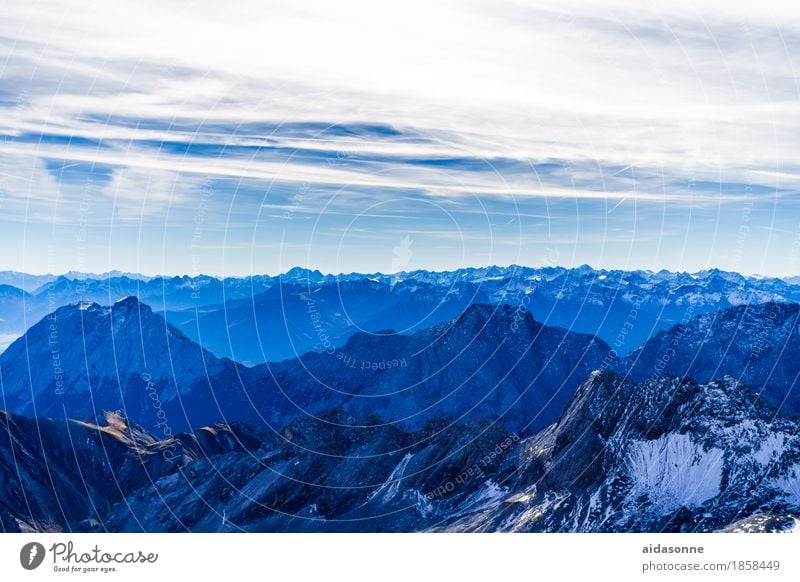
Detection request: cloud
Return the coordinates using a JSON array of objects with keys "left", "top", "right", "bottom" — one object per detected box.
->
[
  {"left": 2, "top": 0, "right": 799, "bottom": 176},
  {"left": 0, "top": 0, "right": 799, "bottom": 275},
  {"left": 106, "top": 166, "right": 200, "bottom": 220}
]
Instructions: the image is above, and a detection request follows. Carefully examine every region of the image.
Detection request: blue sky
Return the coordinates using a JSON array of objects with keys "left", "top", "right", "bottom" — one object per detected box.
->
[{"left": 1, "top": 0, "right": 799, "bottom": 277}]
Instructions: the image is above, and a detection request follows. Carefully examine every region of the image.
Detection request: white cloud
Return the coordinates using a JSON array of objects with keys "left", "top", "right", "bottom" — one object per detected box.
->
[
  {"left": 1, "top": 0, "right": 798, "bottom": 178},
  {"left": 1, "top": 0, "right": 799, "bottom": 276},
  {"left": 106, "top": 166, "right": 197, "bottom": 220}
]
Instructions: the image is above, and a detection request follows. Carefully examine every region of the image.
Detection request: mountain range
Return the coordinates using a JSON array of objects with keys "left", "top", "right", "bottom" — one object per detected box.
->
[
  {"left": 5, "top": 292, "right": 800, "bottom": 436},
  {"left": 1, "top": 265, "right": 800, "bottom": 532},
  {"left": 2, "top": 372, "right": 797, "bottom": 532},
  {"left": 3, "top": 264, "right": 800, "bottom": 360},
  {"left": 0, "top": 298, "right": 609, "bottom": 435}
]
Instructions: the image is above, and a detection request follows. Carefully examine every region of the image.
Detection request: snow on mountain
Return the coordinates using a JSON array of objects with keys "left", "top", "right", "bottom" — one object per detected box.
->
[
  {"left": 622, "top": 302, "right": 800, "bottom": 416},
  {"left": 0, "top": 296, "right": 251, "bottom": 433},
  {"left": 438, "top": 372, "right": 800, "bottom": 532},
  {"left": 2, "top": 371, "right": 798, "bottom": 532},
  {"left": 624, "top": 434, "right": 724, "bottom": 513}
]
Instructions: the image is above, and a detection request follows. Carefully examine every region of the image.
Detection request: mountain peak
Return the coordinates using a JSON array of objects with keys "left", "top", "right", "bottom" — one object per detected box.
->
[
  {"left": 453, "top": 303, "right": 535, "bottom": 330},
  {"left": 281, "top": 266, "right": 324, "bottom": 280},
  {"left": 112, "top": 295, "right": 148, "bottom": 311},
  {"left": 0, "top": 297, "right": 230, "bottom": 432}
]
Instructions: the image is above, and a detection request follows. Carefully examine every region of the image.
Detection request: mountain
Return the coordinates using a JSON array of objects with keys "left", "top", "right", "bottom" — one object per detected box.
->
[
  {"left": 0, "top": 409, "right": 265, "bottom": 532},
  {"left": 166, "top": 265, "right": 800, "bottom": 364},
  {"left": 0, "top": 284, "right": 34, "bottom": 352},
  {"left": 4, "top": 265, "right": 800, "bottom": 364},
  {"left": 164, "top": 278, "right": 494, "bottom": 364},
  {"left": 0, "top": 298, "right": 610, "bottom": 436},
  {"left": 3, "top": 372, "right": 798, "bottom": 532},
  {"left": 0, "top": 406, "right": 516, "bottom": 532},
  {"left": 621, "top": 302, "right": 800, "bottom": 417},
  {"left": 0, "top": 410, "right": 161, "bottom": 531},
  {"left": 92, "top": 411, "right": 514, "bottom": 533},
  {"left": 0, "top": 272, "right": 56, "bottom": 293},
  {"left": 262, "top": 303, "right": 610, "bottom": 434},
  {"left": 0, "top": 297, "right": 251, "bottom": 433},
  {"left": 438, "top": 371, "right": 800, "bottom": 532},
  {"left": 0, "top": 275, "right": 232, "bottom": 353}
]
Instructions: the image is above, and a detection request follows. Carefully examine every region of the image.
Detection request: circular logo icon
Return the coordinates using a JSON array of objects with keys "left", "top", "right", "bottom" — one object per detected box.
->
[{"left": 20, "top": 542, "right": 46, "bottom": 570}]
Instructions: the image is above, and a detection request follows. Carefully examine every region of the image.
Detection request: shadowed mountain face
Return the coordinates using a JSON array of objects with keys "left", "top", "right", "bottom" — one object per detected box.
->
[
  {"left": 0, "top": 299, "right": 611, "bottom": 436},
  {"left": 263, "top": 303, "right": 610, "bottom": 434},
  {"left": 0, "top": 407, "right": 516, "bottom": 533},
  {"left": 0, "top": 297, "right": 253, "bottom": 434},
  {"left": 621, "top": 303, "right": 800, "bottom": 417},
  {"left": 2, "top": 372, "right": 798, "bottom": 533},
  {"left": 163, "top": 278, "right": 494, "bottom": 365},
  {"left": 0, "top": 409, "right": 267, "bottom": 532}
]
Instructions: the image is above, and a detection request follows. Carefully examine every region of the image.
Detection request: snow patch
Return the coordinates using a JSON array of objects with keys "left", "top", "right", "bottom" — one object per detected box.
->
[
  {"left": 411, "top": 489, "right": 435, "bottom": 517},
  {"left": 462, "top": 480, "right": 507, "bottom": 513},
  {"left": 775, "top": 464, "right": 800, "bottom": 504},
  {"left": 753, "top": 433, "right": 786, "bottom": 465},
  {"left": 367, "top": 453, "right": 413, "bottom": 504},
  {"left": 625, "top": 433, "right": 724, "bottom": 512}
]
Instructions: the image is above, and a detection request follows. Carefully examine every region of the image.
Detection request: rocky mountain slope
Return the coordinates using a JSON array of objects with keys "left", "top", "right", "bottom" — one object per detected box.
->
[
  {"left": 622, "top": 303, "right": 800, "bottom": 417},
  {"left": 0, "top": 299, "right": 611, "bottom": 435},
  {"left": 263, "top": 303, "right": 609, "bottom": 434},
  {"left": 437, "top": 372, "right": 800, "bottom": 532},
  {"left": 0, "top": 297, "right": 252, "bottom": 433},
  {"left": 2, "top": 372, "right": 798, "bottom": 532}
]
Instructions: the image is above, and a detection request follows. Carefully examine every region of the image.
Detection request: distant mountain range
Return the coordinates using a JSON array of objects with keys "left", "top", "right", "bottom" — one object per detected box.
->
[
  {"left": 2, "top": 265, "right": 800, "bottom": 532},
  {"left": 4, "top": 264, "right": 800, "bottom": 361}
]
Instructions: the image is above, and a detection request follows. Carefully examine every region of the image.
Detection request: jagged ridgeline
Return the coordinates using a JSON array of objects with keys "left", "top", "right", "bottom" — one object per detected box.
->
[
  {"left": 1, "top": 266, "right": 800, "bottom": 532},
  {"left": 0, "top": 298, "right": 609, "bottom": 434},
  {"left": 1, "top": 374, "right": 798, "bottom": 532},
  {"left": 4, "top": 265, "right": 800, "bottom": 362}
]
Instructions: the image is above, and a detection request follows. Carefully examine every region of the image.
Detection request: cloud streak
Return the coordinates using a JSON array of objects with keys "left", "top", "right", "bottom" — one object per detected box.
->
[{"left": 0, "top": 0, "right": 798, "bottom": 275}]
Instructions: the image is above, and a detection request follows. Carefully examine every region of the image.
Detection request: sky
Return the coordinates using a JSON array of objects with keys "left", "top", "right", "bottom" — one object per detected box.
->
[{"left": 1, "top": 0, "right": 800, "bottom": 277}]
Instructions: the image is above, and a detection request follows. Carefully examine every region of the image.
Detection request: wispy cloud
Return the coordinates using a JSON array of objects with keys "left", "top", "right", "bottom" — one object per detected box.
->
[{"left": 0, "top": 0, "right": 798, "bottom": 275}]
